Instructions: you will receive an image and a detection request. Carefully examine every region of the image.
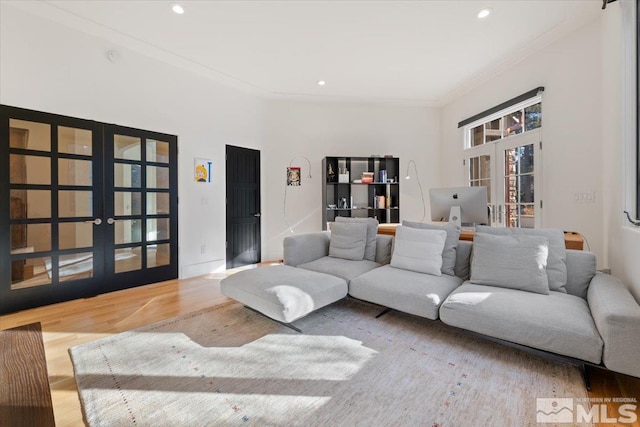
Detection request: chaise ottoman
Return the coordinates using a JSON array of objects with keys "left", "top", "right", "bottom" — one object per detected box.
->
[{"left": 220, "top": 265, "right": 348, "bottom": 323}]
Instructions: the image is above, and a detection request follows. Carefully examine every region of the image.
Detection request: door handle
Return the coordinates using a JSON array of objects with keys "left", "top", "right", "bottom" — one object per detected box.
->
[
  {"left": 85, "top": 218, "right": 103, "bottom": 225},
  {"left": 253, "top": 213, "right": 261, "bottom": 217},
  {"left": 106, "top": 218, "right": 116, "bottom": 225}
]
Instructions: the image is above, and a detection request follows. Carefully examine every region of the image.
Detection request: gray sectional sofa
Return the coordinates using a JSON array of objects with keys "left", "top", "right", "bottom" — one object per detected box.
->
[{"left": 278, "top": 222, "right": 640, "bottom": 379}]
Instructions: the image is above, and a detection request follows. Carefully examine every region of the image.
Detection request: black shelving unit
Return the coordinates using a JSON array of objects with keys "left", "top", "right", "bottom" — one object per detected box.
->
[{"left": 322, "top": 156, "right": 400, "bottom": 229}]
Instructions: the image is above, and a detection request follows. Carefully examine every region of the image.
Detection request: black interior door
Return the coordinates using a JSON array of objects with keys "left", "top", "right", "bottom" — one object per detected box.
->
[
  {"left": 226, "top": 145, "right": 261, "bottom": 268},
  {"left": 0, "top": 105, "right": 178, "bottom": 314}
]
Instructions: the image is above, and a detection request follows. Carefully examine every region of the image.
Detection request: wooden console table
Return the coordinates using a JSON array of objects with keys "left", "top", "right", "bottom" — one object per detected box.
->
[
  {"left": 0, "top": 322, "right": 55, "bottom": 427},
  {"left": 377, "top": 224, "right": 584, "bottom": 250}
]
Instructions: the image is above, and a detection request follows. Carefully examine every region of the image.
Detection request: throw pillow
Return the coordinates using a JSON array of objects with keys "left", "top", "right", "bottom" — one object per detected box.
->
[
  {"left": 335, "top": 216, "right": 379, "bottom": 261},
  {"left": 470, "top": 232, "right": 550, "bottom": 295},
  {"left": 402, "top": 221, "right": 461, "bottom": 276},
  {"left": 329, "top": 222, "right": 368, "bottom": 261},
  {"left": 475, "top": 225, "right": 567, "bottom": 293},
  {"left": 390, "top": 226, "right": 447, "bottom": 276}
]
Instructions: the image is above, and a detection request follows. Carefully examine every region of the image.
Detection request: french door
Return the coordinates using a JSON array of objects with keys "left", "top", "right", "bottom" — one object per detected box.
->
[
  {"left": 465, "top": 129, "right": 542, "bottom": 228},
  {"left": 0, "top": 106, "right": 178, "bottom": 314}
]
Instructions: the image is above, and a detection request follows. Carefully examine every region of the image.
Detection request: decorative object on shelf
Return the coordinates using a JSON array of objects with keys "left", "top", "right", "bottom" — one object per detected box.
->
[
  {"left": 338, "top": 167, "right": 350, "bottom": 183},
  {"left": 326, "top": 159, "right": 337, "bottom": 182},
  {"left": 284, "top": 156, "right": 312, "bottom": 233},
  {"left": 361, "top": 172, "right": 374, "bottom": 183},
  {"left": 405, "top": 159, "right": 426, "bottom": 222},
  {"left": 287, "top": 167, "right": 301, "bottom": 186},
  {"left": 194, "top": 158, "right": 212, "bottom": 183}
]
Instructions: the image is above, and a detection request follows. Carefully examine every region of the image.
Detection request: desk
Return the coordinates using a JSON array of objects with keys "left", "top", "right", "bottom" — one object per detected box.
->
[
  {"left": 0, "top": 322, "right": 55, "bottom": 427},
  {"left": 377, "top": 224, "right": 584, "bottom": 250}
]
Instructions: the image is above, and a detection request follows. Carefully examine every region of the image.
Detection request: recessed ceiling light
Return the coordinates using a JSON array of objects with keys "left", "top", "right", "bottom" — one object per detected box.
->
[
  {"left": 477, "top": 8, "right": 492, "bottom": 19},
  {"left": 171, "top": 3, "right": 185, "bottom": 14},
  {"left": 317, "top": 80, "right": 326, "bottom": 86}
]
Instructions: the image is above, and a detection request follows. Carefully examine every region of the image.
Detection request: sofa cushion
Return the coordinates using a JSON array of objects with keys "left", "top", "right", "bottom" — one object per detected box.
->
[
  {"left": 390, "top": 226, "right": 447, "bottom": 276},
  {"left": 565, "top": 250, "right": 596, "bottom": 299},
  {"left": 476, "top": 225, "right": 568, "bottom": 293},
  {"left": 220, "top": 265, "right": 348, "bottom": 323},
  {"left": 471, "top": 233, "right": 550, "bottom": 295},
  {"left": 349, "top": 265, "right": 463, "bottom": 320},
  {"left": 329, "top": 222, "right": 367, "bottom": 261},
  {"left": 336, "top": 216, "right": 379, "bottom": 261},
  {"left": 440, "top": 283, "right": 603, "bottom": 364},
  {"left": 298, "top": 256, "right": 381, "bottom": 282},
  {"left": 454, "top": 240, "right": 473, "bottom": 281},
  {"left": 375, "top": 234, "right": 393, "bottom": 265},
  {"left": 283, "top": 232, "right": 330, "bottom": 267},
  {"left": 403, "top": 221, "right": 461, "bottom": 276}
]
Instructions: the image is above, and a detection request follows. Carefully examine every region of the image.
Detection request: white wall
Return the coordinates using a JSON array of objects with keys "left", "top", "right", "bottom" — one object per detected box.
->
[
  {"left": 3, "top": 2, "right": 639, "bottom": 301},
  {"left": 602, "top": 0, "right": 640, "bottom": 302},
  {"left": 262, "top": 100, "right": 440, "bottom": 260},
  {"left": 0, "top": 4, "right": 265, "bottom": 278},
  {"left": 440, "top": 17, "right": 606, "bottom": 266}
]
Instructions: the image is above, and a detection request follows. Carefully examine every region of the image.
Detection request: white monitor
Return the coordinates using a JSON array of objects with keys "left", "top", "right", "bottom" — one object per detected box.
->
[{"left": 429, "top": 186, "right": 489, "bottom": 227}]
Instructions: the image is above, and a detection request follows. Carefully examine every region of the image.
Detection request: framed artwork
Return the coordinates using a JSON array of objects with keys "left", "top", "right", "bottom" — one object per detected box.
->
[
  {"left": 194, "top": 158, "right": 212, "bottom": 183},
  {"left": 287, "top": 167, "right": 301, "bottom": 186}
]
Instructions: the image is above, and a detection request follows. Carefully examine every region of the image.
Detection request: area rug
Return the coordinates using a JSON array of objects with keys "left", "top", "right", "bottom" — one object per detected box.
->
[{"left": 70, "top": 298, "right": 591, "bottom": 426}]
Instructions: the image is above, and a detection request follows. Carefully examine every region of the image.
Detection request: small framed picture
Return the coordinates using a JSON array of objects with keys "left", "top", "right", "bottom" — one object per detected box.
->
[
  {"left": 194, "top": 158, "right": 212, "bottom": 183},
  {"left": 287, "top": 167, "right": 301, "bottom": 186}
]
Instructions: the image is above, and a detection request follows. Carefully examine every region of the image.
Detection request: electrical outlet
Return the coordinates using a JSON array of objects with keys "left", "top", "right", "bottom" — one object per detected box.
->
[
  {"left": 200, "top": 245, "right": 206, "bottom": 254},
  {"left": 574, "top": 191, "right": 596, "bottom": 203}
]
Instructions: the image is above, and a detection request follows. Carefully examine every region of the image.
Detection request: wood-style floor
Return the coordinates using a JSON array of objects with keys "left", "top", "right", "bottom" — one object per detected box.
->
[{"left": 0, "top": 266, "right": 638, "bottom": 427}]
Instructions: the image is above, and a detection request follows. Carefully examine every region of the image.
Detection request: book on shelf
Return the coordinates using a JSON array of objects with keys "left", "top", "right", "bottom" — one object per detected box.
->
[{"left": 362, "top": 172, "right": 374, "bottom": 184}]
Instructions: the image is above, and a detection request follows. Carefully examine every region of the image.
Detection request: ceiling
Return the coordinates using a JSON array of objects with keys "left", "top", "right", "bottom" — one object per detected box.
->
[{"left": 9, "top": 0, "right": 603, "bottom": 106}]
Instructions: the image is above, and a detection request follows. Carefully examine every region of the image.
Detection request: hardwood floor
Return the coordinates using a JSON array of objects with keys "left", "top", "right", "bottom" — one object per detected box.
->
[
  {"left": 0, "top": 270, "right": 234, "bottom": 427},
  {"left": 0, "top": 265, "right": 638, "bottom": 426}
]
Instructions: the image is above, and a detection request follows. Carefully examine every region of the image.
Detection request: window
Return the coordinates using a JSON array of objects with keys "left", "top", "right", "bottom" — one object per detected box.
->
[
  {"left": 468, "top": 101, "right": 542, "bottom": 147},
  {"left": 461, "top": 90, "right": 543, "bottom": 228}
]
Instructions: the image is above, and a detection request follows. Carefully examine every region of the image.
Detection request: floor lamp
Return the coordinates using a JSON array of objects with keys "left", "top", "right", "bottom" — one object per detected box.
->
[{"left": 405, "top": 159, "right": 426, "bottom": 223}]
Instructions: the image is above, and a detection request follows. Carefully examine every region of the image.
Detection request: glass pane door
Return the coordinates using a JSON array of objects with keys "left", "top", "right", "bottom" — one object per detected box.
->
[
  {"left": 1, "top": 106, "right": 177, "bottom": 315},
  {"left": 497, "top": 130, "right": 542, "bottom": 228},
  {"left": 465, "top": 143, "right": 494, "bottom": 224},
  {"left": 102, "top": 125, "right": 177, "bottom": 293},
  {"left": 465, "top": 129, "right": 541, "bottom": 228},
  {"left": 1, "top": 106, "right": 104, "bottom": 313}
]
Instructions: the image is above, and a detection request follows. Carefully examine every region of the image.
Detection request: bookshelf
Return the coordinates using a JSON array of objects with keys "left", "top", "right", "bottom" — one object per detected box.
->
[{"left": 322, "top": 156, "right": 400, "bottom": 229}]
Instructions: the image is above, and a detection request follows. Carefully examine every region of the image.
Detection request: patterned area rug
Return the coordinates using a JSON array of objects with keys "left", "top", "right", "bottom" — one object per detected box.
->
[{"left": 70, "top": 298, "right": 591, "bottom": 426}]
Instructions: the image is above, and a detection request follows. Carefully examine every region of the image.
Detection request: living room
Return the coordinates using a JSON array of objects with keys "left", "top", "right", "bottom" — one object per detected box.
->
[{"left": 1, "top": 0, "right": 639, "bottom": 425}]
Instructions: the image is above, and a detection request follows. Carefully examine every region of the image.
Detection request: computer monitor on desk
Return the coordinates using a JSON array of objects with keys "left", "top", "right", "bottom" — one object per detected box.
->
[{"left": 429, "top": 186, "right": 489, "bottom": 227}]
